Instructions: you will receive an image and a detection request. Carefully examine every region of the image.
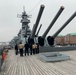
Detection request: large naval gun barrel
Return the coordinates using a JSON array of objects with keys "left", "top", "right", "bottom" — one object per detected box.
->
[
  {"left": 31, "top": 5, "right": 45, "bottom": 38},
  {"left": 38, "top": 6, "right": 64, "bottom": 46},
  {"left": 47, "top": 12, "right": 76, "bottom": 46},
  {"left": 35, "top": 24, "right": 42, "bottom": 36},
  {"left": 28, "top": 5, "right": 45, "bottom": 44}
]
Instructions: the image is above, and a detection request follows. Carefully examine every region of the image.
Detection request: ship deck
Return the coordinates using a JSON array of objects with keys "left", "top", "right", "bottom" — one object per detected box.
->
[{"left": 1, "top": 49, "right": 76, "bottom": 75}]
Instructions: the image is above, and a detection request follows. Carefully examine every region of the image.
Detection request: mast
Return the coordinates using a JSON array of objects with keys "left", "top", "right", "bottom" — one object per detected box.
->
[{"left": 18, "top": 6, "right": 31, "bottom": 43}]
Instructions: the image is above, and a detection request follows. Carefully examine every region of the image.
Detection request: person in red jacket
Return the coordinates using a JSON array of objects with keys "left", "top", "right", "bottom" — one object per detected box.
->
[{"left": 2, "top": 51, "right": 6, "bottom": 60}]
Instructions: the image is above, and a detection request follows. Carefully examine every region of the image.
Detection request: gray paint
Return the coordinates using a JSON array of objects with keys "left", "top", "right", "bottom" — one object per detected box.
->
[
  {"left": 31, "top": 5, "right": 45, "bottom": 38},
  {"left": 39, "top": 46, "right": 76, "bottom": 52}
]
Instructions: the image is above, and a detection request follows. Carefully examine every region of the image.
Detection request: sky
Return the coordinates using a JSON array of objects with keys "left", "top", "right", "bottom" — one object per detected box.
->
[{"left": 0, "top": 0, "right": 76, "bottom": 42}]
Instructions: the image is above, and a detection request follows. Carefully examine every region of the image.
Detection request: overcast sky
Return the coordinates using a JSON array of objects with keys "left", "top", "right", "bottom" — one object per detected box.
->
[{"left": 0, "top": 0, "right": 76, "bottom": 42}]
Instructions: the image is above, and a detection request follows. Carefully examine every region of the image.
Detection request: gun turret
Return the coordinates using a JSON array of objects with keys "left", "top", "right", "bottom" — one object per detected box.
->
[
  {"left": 28, "top": 4, "right": 45, "bottom": 44},
  {"left": 47, "top": 12, "right": 76, "bottom": 46},
  {"left": 38, "top": 6, "right": 64, "bottom": 46}
]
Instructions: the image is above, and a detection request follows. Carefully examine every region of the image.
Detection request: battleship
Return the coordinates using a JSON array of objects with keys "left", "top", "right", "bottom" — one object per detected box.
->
[
  {"left": 0, "top": 4, "right": 76, "bottom": 75},
  {"left": 9, "top": 4, "right": 76, "bottom": 51},
  {"left": 9, "top": 4, "right": 76, "bottom": 62}
]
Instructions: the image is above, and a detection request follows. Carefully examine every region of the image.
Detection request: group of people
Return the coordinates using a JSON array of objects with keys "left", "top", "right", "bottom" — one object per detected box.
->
[{"left": 15, "top": 42, "right": 39, "bottom": 56}]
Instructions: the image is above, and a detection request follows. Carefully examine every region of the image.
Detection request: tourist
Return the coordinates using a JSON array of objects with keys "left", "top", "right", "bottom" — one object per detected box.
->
[
  {"left": 24, "top": 42, "right": 29, "bottom": 56},
  {"left": 15, "top": 44, "right": 18, "bottom": 55},
  {"left": 36, "top": 43, "right": 39, "bottom": 54},
  {"left": 32, "top": 43, "right": 36, "bottom": 54},
  {"left": 18, "top": 42, "right": 24, "bottom": 56},
  {"left": 29, "top": 43, "right": 32, "bottom": 55}
]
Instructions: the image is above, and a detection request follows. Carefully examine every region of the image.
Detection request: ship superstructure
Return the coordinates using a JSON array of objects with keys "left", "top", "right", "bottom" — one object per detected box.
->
[
  {"left": 18, "top": 8, "right": 31, "bottom": 44},
  {"left": 10, "top": 5, "right": 76, "bottom": 47}
]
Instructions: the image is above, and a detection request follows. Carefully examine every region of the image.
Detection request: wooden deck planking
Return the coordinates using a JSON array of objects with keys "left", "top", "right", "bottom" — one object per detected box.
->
[{"left": 1, "top": 50, "right": 76, "bottom": 75}]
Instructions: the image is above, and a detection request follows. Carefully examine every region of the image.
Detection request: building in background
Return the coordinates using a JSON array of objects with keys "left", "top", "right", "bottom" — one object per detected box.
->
[
  {"left": 55, "top": 33, "right": 76, "bottom": 46},
  {"left": 55, "top": 35, "right": 64, "bottom": 45}
]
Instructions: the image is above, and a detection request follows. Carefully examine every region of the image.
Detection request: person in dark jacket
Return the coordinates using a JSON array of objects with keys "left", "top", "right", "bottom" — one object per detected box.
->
[
  {"left": 15, "top": 44, "right": 18, "bottom": 55},
  {"left": 36, "top": 43, "right": 39, "bottom": 54},
  {"left": 29, "top": 43, "right": 32, "bottom": 55},
  {"left": 24, "top": 42, "right": 29, "bottom": 56}
]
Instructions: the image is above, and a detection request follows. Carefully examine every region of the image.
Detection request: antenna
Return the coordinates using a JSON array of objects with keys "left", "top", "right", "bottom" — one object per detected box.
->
[{"left": 23, "top": 6, "right": 25, "bottom": 12}]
